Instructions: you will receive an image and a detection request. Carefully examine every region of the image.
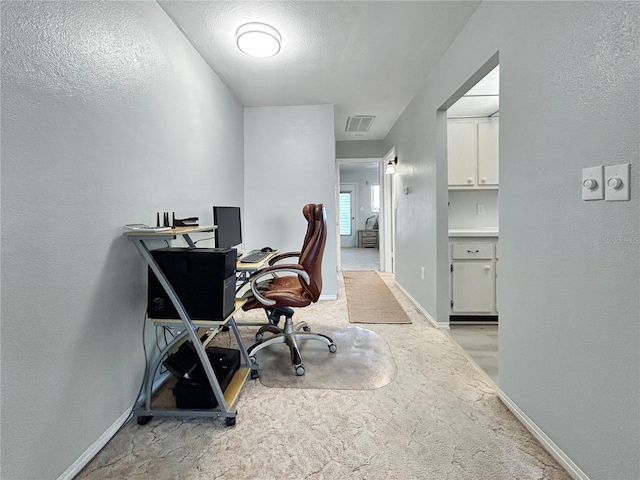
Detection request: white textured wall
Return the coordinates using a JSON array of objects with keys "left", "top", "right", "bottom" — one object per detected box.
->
[
  {"left": 0, "top": 2, "right": 244, "bottom": 479},
  {"left": 448, "top": 190, "right": 498, "bottom": 229},
  {"left": 244, "top": 105, "right": 337, "bottom": 298},
  {"left": 336, "top": 140, "right": 386, "bottom": 159},
  {"left": 385, "top": 2, "right": 639, "bottom": 479}
]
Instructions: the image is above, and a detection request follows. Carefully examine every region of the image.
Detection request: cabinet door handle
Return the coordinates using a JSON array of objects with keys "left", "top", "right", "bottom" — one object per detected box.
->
[
  {"left": 467, "top": 249, "right": 479, "bottom": 253},
  {"left": 467, "top": 177, "right": 474, "bottom": 183},
  {"left": 484, "top": 265, "right": 491, "bottom": 270}
]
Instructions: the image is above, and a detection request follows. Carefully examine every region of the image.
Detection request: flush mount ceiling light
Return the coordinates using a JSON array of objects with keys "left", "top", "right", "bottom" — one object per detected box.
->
[{"left": 236, "top": 22, "right": 281, "bottom": 58}]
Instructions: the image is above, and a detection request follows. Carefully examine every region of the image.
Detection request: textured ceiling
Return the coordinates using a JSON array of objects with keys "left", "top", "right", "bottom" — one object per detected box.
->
[{"left": 158, "top": 1, "right": 481, "bottom": 141}]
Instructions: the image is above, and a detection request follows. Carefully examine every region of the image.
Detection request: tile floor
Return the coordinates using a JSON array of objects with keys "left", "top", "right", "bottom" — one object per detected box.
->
[
  {"left": 448, "top": 324, "right": 498, "bottom": 383},
  {"left": 340, "top": 246, "right": 380, "bottom": 271}
]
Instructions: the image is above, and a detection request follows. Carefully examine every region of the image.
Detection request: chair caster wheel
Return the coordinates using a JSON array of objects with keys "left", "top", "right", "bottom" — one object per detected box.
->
[
  {"left": 250, "top": 368, "right": 259, "bottom": 379},
  {"left": 295, "top": 365, "right": 305, "bottom": 376},
  {"left": 249, "top": 355, "right": 257, "bottom": 365},
  {"left": 303, "top": 326, "right": 311, "bottom": 332},
  {"left": 225, "top": 416, "right": 236, "bottom": 427},
  {"left": 329, "top": 343, "right": 337, "bottom": 353},
  {"left": 137, "top": 416, "right": 152, "bottom": 425},
  {"left": 255, "top": 333, "right": 263, "bottom": 341}
]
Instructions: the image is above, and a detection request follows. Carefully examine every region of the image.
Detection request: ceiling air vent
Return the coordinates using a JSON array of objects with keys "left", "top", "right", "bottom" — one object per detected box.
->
[{"left": 345, "top": 115, "right": 375, "bottom": 133}]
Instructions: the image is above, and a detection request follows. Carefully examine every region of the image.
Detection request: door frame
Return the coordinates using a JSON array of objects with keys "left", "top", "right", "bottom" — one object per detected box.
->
[
  {"left": 335, "top": 157, "right": 388, "bottom": 272},
  {"left": 381, "top": 147, "right": 396, "bottom": 273}
]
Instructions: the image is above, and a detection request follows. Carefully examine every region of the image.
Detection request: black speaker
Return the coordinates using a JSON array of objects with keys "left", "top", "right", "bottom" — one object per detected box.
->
[{"left": 147, "top": 248, "right": 236, "bottom": 320}]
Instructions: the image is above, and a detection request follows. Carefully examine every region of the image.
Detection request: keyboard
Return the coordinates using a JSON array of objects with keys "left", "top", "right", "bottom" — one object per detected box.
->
[{"left": 239, "top": 250, "right": 270, "bottom": 264}]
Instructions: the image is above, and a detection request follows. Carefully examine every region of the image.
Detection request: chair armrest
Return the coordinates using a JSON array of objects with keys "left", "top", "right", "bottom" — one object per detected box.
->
[
  {"left": 268, "top": 251, "right": 301, "bottom": 265},
  {"left": 248, "top": 264, "right": 310, "bottom": 307}
]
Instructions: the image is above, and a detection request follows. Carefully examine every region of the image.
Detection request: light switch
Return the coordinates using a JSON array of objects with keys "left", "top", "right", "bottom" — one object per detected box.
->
[
  {"left": 604, "top": 163, "right": 630, "bottom": 201},
  {"left": 582, "top": 166, "right": 604, "bottom": 200}
]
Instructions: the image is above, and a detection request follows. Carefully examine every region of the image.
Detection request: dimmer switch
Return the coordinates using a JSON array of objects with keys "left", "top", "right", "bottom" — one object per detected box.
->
[
  {"left": 604, "top": 163, "right": 630, "bottom": 201},
  {"left": 582, "top": 166, "right": 604, "bottom": 201}
]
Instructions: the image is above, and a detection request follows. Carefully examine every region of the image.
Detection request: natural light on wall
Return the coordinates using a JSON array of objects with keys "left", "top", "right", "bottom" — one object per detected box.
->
[
  {"left": 371, "top": 184, "right": 380, "bottom": 212},
  {"left": 339, "top": 193, "right": 351, "bottom": 235}
]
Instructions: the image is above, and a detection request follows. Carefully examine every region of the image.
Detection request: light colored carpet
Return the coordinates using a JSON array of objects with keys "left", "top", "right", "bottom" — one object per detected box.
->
[
  {"left": 344, "top": 270, "right": 412, "bottom": 324},
  {"left": 76, "top": 273, "right": 570, "bottom": 480},
  {"left": 254, "top": 326, "right": 396, "bottom": 390}
]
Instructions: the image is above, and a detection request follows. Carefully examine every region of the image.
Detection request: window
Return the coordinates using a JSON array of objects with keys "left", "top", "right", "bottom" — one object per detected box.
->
[
  {"left": 339, "top": 192, "right": 352, "bottom": 235},
  {"left": 371, "top": 184, "right": 380, "bottom": 213}
]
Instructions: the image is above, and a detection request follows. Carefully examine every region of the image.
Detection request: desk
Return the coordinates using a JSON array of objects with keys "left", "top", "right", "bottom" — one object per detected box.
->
[{"left": 124, "top": 226, "right": 255, "bottom": 426}]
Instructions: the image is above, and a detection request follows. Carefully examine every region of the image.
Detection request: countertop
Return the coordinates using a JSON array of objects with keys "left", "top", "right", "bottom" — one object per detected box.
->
[{"left": 449, "top": 227, "right": 499, "bottom": 238}]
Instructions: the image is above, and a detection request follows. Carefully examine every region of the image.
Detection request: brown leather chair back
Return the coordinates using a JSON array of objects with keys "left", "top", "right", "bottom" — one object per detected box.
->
[{"left": 298, "top": 204, "right": 326, "bottom": 302}]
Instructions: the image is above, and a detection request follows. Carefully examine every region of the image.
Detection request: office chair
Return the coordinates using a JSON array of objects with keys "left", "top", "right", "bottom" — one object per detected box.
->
[{"left": 241, "top": 204, "right": 337, "bottom": 376}]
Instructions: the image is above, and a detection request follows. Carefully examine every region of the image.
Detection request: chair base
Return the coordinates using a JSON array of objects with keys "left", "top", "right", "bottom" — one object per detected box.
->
[{"left": 247, "top": 307, "right": 337, "bottom": 376}]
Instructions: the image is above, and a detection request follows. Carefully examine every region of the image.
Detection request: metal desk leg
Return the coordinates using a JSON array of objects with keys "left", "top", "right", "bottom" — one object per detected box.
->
[{"left": 227, "top": 316, "right": 259, "bottom": 379}]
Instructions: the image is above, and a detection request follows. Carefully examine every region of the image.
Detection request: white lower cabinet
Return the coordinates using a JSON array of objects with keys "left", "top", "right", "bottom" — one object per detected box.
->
[{"left": 450, "top": 239, "right": 498, "bottom": 315}]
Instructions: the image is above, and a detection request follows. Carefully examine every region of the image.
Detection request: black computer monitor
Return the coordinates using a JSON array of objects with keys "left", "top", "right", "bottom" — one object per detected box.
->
[{"left": 213, "top": 206, "right": 242, "bottom": 249}]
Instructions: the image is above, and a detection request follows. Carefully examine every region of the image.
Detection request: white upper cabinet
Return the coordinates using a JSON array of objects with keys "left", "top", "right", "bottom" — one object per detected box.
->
[
  {"left": 448, "top": 123, "right": 478, "bottom": 186},
  {"left": 448, "top": 120, "right": 499, "bottom": 188},
  {"left": 477, "top": 122, "right": 499, "bottom": 185}
]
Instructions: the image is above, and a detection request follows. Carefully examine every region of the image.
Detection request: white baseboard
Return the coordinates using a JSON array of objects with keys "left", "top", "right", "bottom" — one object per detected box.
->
[
  {"left": 57, "top": 372, "right": 170, "bottom": 480},
  {"left": 393, "top": 279, "right": 587, "bottom": 479},
  {"left": 499, "top": 392, "right": 590, "bottom": 480},
  {"left": 319, "top": 293, "right": 337, "bottom": 301},
  {"left": 392, "top": 281, "right": 448, "bottom": 329},
  {"left": 56, "top": 406, "right": 131, "bottom": 480}
]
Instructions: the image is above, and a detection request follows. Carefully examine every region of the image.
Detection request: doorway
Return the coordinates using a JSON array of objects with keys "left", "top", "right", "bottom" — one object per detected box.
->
[
  {"left": 336, "top": 159, "right": 383, "bottom": 272},
  {"left": 442, "top": 59, "right": 500, "bottom": 383}
]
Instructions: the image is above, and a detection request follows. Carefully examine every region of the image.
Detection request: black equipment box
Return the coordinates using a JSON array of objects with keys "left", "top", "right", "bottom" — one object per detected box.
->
[
  {"left": 147, "top": 247, "right": 236, "bottom": 320},
  {"left": 171, "top": 346, "right": 241, "bottom": 409}
]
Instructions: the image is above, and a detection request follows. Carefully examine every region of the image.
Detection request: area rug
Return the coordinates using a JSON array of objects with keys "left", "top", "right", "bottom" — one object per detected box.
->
[
  {"left": 343, "top": 270, "right": 412, "bottom": 324},
  {"left": 256, "top": 326, "right": 396, "bottom": 390}
]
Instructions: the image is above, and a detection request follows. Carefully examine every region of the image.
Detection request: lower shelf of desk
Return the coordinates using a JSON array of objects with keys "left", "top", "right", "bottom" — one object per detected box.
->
[
  {"left": 137, "top": 300, "right": 252, "bottom": 423},
  {"left": 136, "top": 367, "right": 250, "bottom": 419},
  {"left": 150, "top": 367, "right": 250, "bottom": 411}
]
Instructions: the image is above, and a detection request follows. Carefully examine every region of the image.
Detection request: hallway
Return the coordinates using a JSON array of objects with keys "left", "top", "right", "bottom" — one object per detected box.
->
[
  {"left": 341, "top": 246, "right": 498, "bottom": 384},
  {"left": 77, "top": 273, "right": 568, "bottom": 480},
  {"left": 340, "top": 247, "right": 380, "bottom": 271}
]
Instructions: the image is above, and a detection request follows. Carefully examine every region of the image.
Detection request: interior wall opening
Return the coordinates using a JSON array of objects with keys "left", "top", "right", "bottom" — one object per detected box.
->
[
  {"left": 441, "top": 58, "right": 500, "bottom": 383},
  {"left": 336, "top": 159, "right": 382, "bottom": 272}
]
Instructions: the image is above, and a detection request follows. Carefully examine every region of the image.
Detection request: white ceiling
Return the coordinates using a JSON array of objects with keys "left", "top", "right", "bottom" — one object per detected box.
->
[{"left": 157, "top": 1, "right": 481, "bottom": 141}]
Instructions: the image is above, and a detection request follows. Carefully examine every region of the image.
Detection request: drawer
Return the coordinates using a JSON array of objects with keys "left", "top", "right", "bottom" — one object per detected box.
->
[
  {"left": 452, "top": 243, "right": 493, "bottom": 259},
  {"left": 360, "top": 231, "right": 377, "bottom": 238}
]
